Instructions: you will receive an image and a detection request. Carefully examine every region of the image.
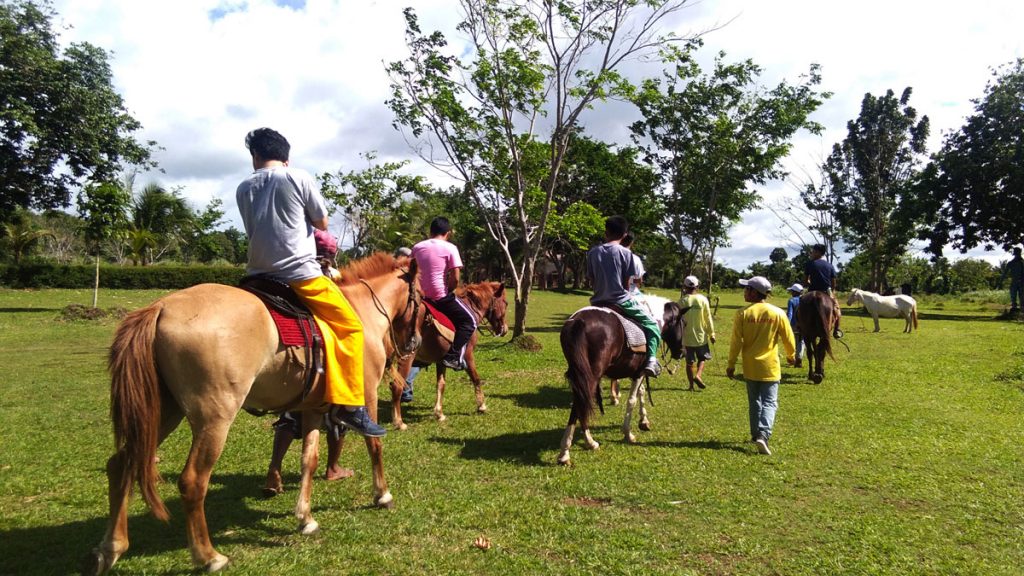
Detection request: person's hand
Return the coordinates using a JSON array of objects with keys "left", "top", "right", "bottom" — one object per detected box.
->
[
  {"left": 786, "top": 357, "right": 796, "bottom": 366},
  {"left": 726, "top": 367, "right": 735, "bottom": 379},
  {"left": 710, "top": 336, "right": 716, "bottom": 345}
]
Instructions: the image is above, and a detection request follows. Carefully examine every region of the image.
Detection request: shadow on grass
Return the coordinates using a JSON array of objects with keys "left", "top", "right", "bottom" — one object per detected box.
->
[
  {"left": 0, "top": 472, "right": 296, "bottom": 576},
  {"left": 488, "top": 384, "right": 569, "bottom": 410},
  {"left": 641, "top": 438, "right": 751, "bottom": 454},
  {"left": 0, "top": 307, "right": 62, "bottom": 313},
  {"left": 430, "top": 427, "right": 573, "bottom": 466}
]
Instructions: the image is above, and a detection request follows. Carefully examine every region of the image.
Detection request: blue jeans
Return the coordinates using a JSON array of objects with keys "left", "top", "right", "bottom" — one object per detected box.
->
[{"left": 746, "top": 380, "right": 779, "bottom": 441}]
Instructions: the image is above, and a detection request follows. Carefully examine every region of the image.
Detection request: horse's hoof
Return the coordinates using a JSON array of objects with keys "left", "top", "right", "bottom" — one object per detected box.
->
[
  {"left": 477, "top": 404, "right": 488, "bottom": 414},
  {"left": 299, "top": 520, "right": 320, "bottom": 535},
  {"left": 625, "top": 434, "right": 637, "bottom": 444},
  {"left": 639, "top": 420, "right": 651, "bottom": 432},
  {"left": 435, "top": 413, "right": 447, "bottom": 422},
  {"left": 811, "top": 373, "right": 823, "bottom": 384},
  {"left": 82, "top": 548, "right": 113, "bottom": 576},
  {"left": 205, "top": 554, "right": 230, "bottom": 572},
  {"left": 557, "top": 453, "right": 571, "bottom": 466},
  {"left": 395, "top": 422, "right": 408, "bottom": 431},
  {"left": 375, "top": 491, "right": 395, "bottom": 509}
]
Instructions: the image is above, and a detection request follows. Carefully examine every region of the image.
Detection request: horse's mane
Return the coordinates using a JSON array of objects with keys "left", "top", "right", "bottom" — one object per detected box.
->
[
  {"left": 456, "top": 281, "right": 499, "bottom": 304},
  {"left": 336, "top": 252, "right": 399, "bottom": 286}
]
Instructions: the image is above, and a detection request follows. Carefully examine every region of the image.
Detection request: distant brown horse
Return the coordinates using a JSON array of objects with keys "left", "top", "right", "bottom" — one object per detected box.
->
[
  {"left": 557, "top": 295, "right": 685, "bottom": 465},
  {"left": 389, "top": 281, "right": 508, "bottom": 429},
  {"left": 797, "top": 291, "right": 836, "bottom": 383},
  {"left": 87, "top": 253, "right": 421, "bottom": 575}
]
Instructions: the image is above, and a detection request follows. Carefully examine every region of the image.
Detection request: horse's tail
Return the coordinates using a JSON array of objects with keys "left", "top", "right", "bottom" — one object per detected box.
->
[
  {"left": 561, "top": 318, "right": 599, "bottom": 429},
  {"left": 108, "top": 303, "right": 169, "bottom": 521},
  {"left": 912, "top": 305, "right": 919, "bottom": 330}
]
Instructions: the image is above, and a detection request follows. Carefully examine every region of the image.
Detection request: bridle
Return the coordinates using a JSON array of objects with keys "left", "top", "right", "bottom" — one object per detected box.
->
[
  {"left": 468, "top": 289, "right": 506, "bottom": 337},
  {"left": 359, "top": 265, "right": 421, "bottom": 361}
]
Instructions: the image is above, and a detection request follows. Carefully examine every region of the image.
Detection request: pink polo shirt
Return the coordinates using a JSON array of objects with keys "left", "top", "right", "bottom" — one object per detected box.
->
[{"left": 412, "top": 238, "right": 463, "bottom": 300}]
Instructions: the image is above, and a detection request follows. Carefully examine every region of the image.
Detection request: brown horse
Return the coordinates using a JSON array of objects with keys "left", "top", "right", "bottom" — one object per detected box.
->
[
  {"left": 797, "top": 291, "right": 835, "bottom": 384},
  {"left": 389, "top": 281, "right": 508, "bottom": 429},
  {"left": 557, "top": 295, "right": 685, "bottom": 465},
  {"left": 86, "top": 253, "right": 421, "bottom": 575}
]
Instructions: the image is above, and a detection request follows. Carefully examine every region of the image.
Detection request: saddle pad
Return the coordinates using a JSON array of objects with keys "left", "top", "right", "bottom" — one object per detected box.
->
[
  {"left": 570, "top": 306, "right": 646, "bottom": 352},
  {"left": 423, "top": 300, "right": 457, "bottom": 332},
  {"left": 268, "top": 307, "right": 324, "bottom": 347}
]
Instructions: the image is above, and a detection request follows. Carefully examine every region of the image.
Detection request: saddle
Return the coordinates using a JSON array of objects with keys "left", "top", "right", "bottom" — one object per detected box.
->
[
  {"left": 423, "top": 299, "right": 457, "bottom": 342},
  {"left": 570, "top": 306, "right": 647, "bottom": 353},
  {"left": 239, "top": 276, "right": 326, "bottom": 412}
]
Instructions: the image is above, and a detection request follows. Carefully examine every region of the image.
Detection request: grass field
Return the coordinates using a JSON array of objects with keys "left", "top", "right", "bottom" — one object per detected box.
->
[{"left": 1, "top": 286, "right": 1022, "bottom": 575}]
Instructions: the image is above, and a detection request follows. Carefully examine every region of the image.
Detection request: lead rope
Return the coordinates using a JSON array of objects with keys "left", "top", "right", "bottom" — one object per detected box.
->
[{"left": 360, "top": 279, "right": 415, "bottom": 361}]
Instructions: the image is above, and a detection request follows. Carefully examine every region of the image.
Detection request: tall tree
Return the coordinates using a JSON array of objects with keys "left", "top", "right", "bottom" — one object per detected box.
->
[
  {"left": 918, "top": 59, "right": 1024, "bottom": 254},
  {"left": 0, "top": 0, "right": 155, "bottom": 222},
  {"left": 824, "top": 88, "right": 929, "bottom": 291},
  {"left": 0, "top": 208, "right": 52, "bottom": 264},
  {"left": 387, "top": 1, "right": 697, "bottom": 337},
  {"left": 630, "top": 47, "right": 827, "bottom": 289}
]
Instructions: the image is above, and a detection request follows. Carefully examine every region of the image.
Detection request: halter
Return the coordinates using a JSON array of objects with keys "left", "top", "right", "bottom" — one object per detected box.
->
[
  {"left": 360, "top": 266, "right": 421, "bottom": 361},
  {"left": 469, "top": 291, "right": 503, "bottom": 336}
]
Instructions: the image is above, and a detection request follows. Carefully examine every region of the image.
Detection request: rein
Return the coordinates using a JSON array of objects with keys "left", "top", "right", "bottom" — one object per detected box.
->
[{"left": 360, "top": 273, "right": 419, "bottom": 361}]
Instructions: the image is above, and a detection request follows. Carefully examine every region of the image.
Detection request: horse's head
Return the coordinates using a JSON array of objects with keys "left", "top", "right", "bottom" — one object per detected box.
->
[
  {"left": 660, "top": 301, "right": 686, "bottom": 360},
  {"left": 483, "top": 283, "right": 509, "bottom": 337},
  {"left": 394, "top": 256, "right": 423, "bottom": 355},
  {"left": 846, "top": 289, "right": 859, "bottom": 306}
]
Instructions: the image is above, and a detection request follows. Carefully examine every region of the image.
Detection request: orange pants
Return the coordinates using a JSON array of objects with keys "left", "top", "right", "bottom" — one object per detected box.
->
[{"left": 289, "top": 275, "right": 364, "bottom": 406}]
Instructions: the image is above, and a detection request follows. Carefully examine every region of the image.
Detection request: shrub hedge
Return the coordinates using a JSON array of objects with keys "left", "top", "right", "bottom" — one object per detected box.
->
[{"left": 0, "top": 264, "right": 247, "bottom": 289}]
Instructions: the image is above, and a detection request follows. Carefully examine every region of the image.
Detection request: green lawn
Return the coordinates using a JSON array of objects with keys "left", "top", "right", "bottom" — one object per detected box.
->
[{"left": 1, "top": 287, "right": 1021, "bottom": 575}]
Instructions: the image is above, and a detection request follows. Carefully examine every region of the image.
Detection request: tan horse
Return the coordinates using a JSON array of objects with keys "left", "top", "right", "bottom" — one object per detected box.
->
[
  {"left": 86, "top": 253, "right": 421, "bottom": 575},
  {"left": 389, "top": 282, "right": 508, "bottom": 429}
]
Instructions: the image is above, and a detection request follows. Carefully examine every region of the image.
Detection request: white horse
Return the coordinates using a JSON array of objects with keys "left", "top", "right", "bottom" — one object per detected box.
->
[{"left": 846, "top": 288, "right": 919, "bottom": 333}]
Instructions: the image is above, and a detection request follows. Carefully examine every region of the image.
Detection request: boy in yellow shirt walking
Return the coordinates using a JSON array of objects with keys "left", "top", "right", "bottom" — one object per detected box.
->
[{"left": 726, "top": 276, "right": 796, "bottom": 455}]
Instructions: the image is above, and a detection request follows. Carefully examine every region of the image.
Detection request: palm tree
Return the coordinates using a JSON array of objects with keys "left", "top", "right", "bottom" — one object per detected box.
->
[{"left": 1, "top": 217, "right": 54, "bottom": 264}]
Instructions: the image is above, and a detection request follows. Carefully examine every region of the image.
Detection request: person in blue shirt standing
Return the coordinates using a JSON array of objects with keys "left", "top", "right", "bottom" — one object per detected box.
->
[
  {"left": 804, "top": 243, "right": 842, "bottom": 338},
  {"left": 786, "top": 283, "right": 804, "bottom": 368}
]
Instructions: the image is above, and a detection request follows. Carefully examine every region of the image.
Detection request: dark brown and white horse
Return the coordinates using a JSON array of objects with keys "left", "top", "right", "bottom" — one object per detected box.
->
[
  {"left": 557, "top": 295, "right": 685, "bottom": 465},
  {"left": 797, "top": 291, "right": 836, "bottom": 383}
]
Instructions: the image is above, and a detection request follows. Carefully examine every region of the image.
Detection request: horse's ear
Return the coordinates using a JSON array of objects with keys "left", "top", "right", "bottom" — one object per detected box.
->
[{"left": 494, "top": 283, "right": 505, "bottom": 297}]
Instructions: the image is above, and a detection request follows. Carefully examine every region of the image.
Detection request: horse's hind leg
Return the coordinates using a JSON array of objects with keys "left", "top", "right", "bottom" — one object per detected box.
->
[
  {"left": 178, "top": 421, "right": 233, "bottom": 572},
  {"left": 557, "top": 410, "right": 578, "bottom": 465},
  {"left": 637, "top": 380, "right": 651, "bottom": 432},
  {"left": 622, "top": 377, "right": 643, "bottom": 444},
  {"left": 88, "top": 396, "right": 184, "bottom": 576}
]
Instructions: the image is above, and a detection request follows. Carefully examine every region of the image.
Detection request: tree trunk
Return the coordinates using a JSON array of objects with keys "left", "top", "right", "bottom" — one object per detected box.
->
[
  {"left": 513, "top": 256, "right": 536, "bottom": 337},
  {"left": 93, "top": 253, "right": 100, "bottom": 308}
]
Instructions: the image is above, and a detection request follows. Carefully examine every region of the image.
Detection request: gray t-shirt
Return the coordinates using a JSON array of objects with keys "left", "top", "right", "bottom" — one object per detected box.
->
[
  {"left": 236, "top": 166, "right": 328, "bottom": 282},
  {"left": 587, "top": 242, "right": 636, "bottom": 305}
]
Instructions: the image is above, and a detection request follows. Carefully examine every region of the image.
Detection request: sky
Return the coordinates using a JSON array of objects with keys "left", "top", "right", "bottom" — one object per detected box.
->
[{"left": 49, "top": 0, "right": 1024, "bottom": 270}]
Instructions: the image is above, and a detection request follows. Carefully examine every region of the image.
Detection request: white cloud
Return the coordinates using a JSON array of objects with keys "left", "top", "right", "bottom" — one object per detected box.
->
[{"left": 49, "top": 0, "right": 1023, "bottom": 267}]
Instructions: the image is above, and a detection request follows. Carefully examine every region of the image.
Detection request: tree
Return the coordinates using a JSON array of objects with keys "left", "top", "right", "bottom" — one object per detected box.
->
[
  {"left": 78, "top": 181, "right": 130, "bottom": 306},
  {"left": 0, "top": 0, "right": 155, "bottom": 222},
  {"left": 630, "top": 47, "right": 827, "bottom": 289},
  {"left": 387, "top": 1, "right": 698, "bottom": 337},
  {"left": 0, "top": 208, "right": 52, "bottom": 264},
  {"left": 824, "top": 88, "right": 930, "bottom": 291},
  {"left": 320, "top": 153, "right": 432, "bottom": 258},
  {"left": 918, "top": 59, "right": 1024, "bottom": 254}
]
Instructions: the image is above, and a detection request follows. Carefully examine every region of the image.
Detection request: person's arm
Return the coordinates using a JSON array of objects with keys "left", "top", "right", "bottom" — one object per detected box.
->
[
  {"left": 704, "top": 299, "right": 715, "bottom": 343},
  {"left": 446, "top": 266, "right": 461, "bottom": 293},
  {"left": 726, "top": 311, "right": 742, "bottom": 378},
  {"left": 780, "top": 312, "right": 797, "bottom": 365},
  {"left": 311, "top": 216, "right": 328, "bottom": 231}
]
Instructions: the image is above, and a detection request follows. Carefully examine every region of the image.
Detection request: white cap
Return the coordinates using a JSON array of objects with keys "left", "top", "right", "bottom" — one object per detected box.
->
[
  {"left": 787, "top": 283, "right": 804, "bottom": 294},
  {"left": 394, "top": 246, "right": 412, "bottom": 257},
  {"left": 739, "top": 276, "right": 772, "bottom": 296},
  {"left": 683, "top": 275, "right": 699, "bottom": 288}
]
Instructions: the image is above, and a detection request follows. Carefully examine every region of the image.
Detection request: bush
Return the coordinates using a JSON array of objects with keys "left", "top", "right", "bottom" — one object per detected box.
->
[{"left": 0, "top": 263, "right": 246, "bottom": 289}]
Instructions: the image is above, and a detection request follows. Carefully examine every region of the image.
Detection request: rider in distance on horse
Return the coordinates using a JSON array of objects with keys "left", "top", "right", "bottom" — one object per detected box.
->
[
  {"left": 236, "top": 127, "right": 386, "bottom": 437},
  {"left": 587, "top": 216, "right": 662, "bottom": 377},
  {"left": 804, "top": 243, "right": 842, "bottom": 339},
  {"left": 412, "top": 216, "right": 477, "bottom": 371}
]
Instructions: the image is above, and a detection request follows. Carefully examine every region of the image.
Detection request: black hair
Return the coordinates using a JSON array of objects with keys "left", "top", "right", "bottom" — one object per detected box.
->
[
  {"left": 1014, "top": 247, "right": 1022, "bottom": 255},
  {"left": 605, "top": 216, "right": 628, "bottom": 240},
  {"left": 621, "top": 232, "right": 635, "bottom": 248},
  {"left": 811, "top": 243, "right": 827, "bottom": 254},
  {"left": 245, "top": 128, "right": 290, "bottom": 162},
  {"left": 429, "top": 216, "right": 452, "bottom": 237}
]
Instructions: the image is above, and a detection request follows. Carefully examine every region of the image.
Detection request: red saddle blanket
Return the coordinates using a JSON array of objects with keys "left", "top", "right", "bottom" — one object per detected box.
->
[
  {"left": 268, "top": 307, "right": 324, "bottom": 347},
  {"left": 424, "top": 300, "right": 457, "bottom": 332}
]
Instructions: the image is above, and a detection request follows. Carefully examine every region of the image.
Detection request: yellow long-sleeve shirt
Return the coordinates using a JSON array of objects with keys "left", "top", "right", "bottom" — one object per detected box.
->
[
  {"left": 727, "top": 301, "right": 796, "bottom": 382},
  {"left": 681, "top": 293, "right": 715, "bottom": 347}
]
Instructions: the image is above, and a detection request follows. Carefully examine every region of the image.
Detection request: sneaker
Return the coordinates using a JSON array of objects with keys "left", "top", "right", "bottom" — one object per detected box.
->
[
  {"left": 754, "top": 437, "right": 771, "bottom": 455},
  {"left": 642, "top": 358, "right": 662, "bottom": 377},
  {"left": 694, "top": 376, "right": 706, "bottom": 389},
  {"left": 442, "top": 356, "right": 466, "bottom": 371},
  {"left": 330, "top": 406, "right": 387, "bottom": 438},
  {"left": 400, "top": 385, "right": 413, "bottom": 404}
]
